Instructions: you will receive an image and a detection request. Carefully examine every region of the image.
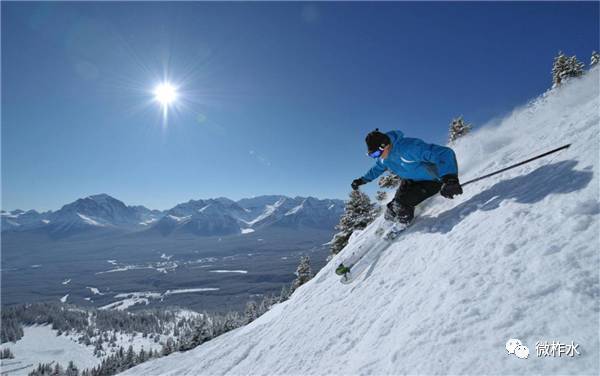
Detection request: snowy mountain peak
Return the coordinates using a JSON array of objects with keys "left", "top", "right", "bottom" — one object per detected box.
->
[{"left": 87, "top": 193, "right": 115, "bottom": 202}]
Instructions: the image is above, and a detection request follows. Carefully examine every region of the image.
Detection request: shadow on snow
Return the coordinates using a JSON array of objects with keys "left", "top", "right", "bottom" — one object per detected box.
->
[{"left": 414, "top": 160, "right": 594, "bottom": 235}]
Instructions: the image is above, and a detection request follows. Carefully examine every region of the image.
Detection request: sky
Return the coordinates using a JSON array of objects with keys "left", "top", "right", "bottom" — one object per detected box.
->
[{"left": 2, "top": 2, "right": 598, "bottom": 211}]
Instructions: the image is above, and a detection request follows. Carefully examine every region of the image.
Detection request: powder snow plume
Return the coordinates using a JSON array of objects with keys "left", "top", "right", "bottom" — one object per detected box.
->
[{"left": 121, "top": 69, "right": 599, "bottom": 375}]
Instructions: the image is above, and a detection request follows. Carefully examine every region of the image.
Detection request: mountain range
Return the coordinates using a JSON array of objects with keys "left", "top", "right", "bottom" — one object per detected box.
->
[{"left": 1, "top": 194, "right": 345, "bottom": 238}]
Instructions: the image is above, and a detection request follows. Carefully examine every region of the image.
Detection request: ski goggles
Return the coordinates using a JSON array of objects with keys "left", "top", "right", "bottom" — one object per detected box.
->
[{"left": 367, "top": 149, "right": 383, "bottom": 158}]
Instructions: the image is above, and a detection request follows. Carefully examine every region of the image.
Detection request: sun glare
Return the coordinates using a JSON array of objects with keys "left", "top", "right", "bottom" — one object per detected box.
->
[{"left": 154, "top": 82, "right": 178, "bottom": 106}]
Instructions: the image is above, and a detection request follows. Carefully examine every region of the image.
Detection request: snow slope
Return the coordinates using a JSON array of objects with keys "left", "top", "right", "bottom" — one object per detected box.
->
[{"left": 121, "top": 69, "right": 599, "bottom": 375}]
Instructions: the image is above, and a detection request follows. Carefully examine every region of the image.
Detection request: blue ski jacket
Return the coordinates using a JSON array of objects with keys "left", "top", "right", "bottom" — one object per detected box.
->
[{"left": 361, "top": 130, "right": 458, "bottom": 183}]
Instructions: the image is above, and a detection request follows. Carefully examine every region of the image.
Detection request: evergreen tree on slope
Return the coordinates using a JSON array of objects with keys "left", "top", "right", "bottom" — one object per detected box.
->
[
  {"left": 590, "top": 51, "right": 599, "bottom": 67},
  {"left": 330, "top": 190, "right": 376, "bottom": 254},
  {"left": 552, "top": 51, "right": 585, "bottom": 87},
  {"left": 378, "top": 173, "right": 400, "bottom": 189},
  {"left": 376, "top": 190, "right": 388, "bottom": 203},
  {"left": 448, "top": 116, "right": 472, "bottom": 144},
  {"left": 291, "top": 255, "right": 313, "bottom": 292}
]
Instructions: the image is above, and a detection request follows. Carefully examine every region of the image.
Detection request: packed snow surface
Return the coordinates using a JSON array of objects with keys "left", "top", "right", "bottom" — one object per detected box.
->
[{"left": 122, "top": 70, "right": 599, "bottom": 375}]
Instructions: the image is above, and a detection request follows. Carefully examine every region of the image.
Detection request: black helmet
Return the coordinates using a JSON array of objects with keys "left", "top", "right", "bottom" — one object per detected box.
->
[{"left": 365, "top": 128, "right": 391, "bottom": 154}]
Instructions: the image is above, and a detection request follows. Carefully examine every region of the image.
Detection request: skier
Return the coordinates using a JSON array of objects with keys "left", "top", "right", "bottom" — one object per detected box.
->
[{"left": 351, "top": 129, "right": 463, "bottom": 225}]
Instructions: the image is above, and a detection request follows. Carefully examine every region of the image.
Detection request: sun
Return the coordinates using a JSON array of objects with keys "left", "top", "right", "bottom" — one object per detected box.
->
[{"left": 153, "top": 82, "right": 178, "bottom": 106}]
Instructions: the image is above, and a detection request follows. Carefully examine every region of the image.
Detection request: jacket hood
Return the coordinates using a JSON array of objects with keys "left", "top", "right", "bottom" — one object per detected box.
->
[{"left": 386, "top": 130, "right": 404, "bottom": 146}]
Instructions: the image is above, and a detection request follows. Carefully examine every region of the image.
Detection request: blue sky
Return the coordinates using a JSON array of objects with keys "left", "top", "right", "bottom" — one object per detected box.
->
[{"left": 2, "top": 2, "right": 598, "bottom": 211}]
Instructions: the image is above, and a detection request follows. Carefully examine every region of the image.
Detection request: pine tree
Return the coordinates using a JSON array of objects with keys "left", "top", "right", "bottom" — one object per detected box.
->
[
  {"left": 53, "top": 363, "right": 63, "bottom": 375},
  {"left": 66, "top": 361, "right": 79, "bottom": 376},
  {"left": 552, "top": 51, "right": 570, "bottom": 86},
  {"left": 448, "top": 116, "right": 472, "bottom": 144},
  {"left": 0, "top": 348, "right": 14, "bottom": 359},
  {"left": 244, "top": 301, "right": 258, "bottom": 324},
  {"left": 278, "top": 285, "right": 291, "bottom": 302},
  {"left": 552, "top": 51, "right": 585, "bottom": 87},
  {"left": 125, "top": 345, "right": 136, "bottom": 368},
  {"left": 375, "top": 191, "right": 387, "bottom": 202},
  {"left": 138, "top": 347, "right": 148, "bottom": 363},
  {"left": 591, "top": 51, "right": 600, "bottom": 67},
  {"left": 257, "top": 294, "right": 274, "bottom": 316},
  {"left": 291, "top": 255, "right": 312, "bottom": 292},
  {"left": 161, "top": 337, "right": 176, "bottom": 356},
  {"left": 567, "top": 55, "right": 585, "bottom": 77},
  {"left": 378, "top": 173, "right": 400, "bottom": 189},
  {"left": 330, "top": 190, "right": 376, "bottom": 254}
]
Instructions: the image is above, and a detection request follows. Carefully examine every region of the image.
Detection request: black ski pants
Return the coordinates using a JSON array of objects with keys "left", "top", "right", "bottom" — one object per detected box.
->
[{"left": 393, "top": 179, "right": 442, "bottom": 208}]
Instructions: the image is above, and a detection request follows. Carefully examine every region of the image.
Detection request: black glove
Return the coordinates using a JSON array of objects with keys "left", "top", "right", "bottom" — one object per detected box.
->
[
  {"left": 440, "top": 175, "right": 463, "bottom": 199},
  {"left": 351, "top": 178, "right": 367, "bottom": 190}
]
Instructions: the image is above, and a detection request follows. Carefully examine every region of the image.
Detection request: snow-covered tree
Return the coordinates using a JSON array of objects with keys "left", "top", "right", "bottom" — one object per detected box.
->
[
  {"left": 552, "top": 51, "right": 570, "bottom": 86},
  {"left": 378, "top": 173, "right": 400, "bottom": 189},
  {"left": 591, "top": 51, "right": 599, "bottom": 67},
  {"left": 256, "top": 294, "right": 276, "bottom": 316},
  {"left": 137, "top": 347, "right": 147, "bottom": 363},
  {"left": 291, "top": 255, "right": 312, "bottom": 292},
  {"left": 53, "top": 363, "right": 63, "bottom": 375},
  {"left": 552, "top": 51, "right": 585, "bottom": 87},
  {"left": 125, "top": 345, "right": 136, "bottom": 368},
  {"left": 330, "top": 190, "right": 376, "bottom": 254},
  {"left": 245, "top": 301, "right": 258, "bottom": 324},
  {"left": 65, "top": 361, "right": 79, "bottom": 376},
  {"left": 0, "top": 348, "right": 14, "bottom": 359},
  {"left": 448, "top": 116, "right": 472, "bottom": 144},
  {"left": 278, "top": 285, "right": 291, "bottom": 302},
  {"left": 567, "top": 55, "right": 585, "bottom": 76},
  {"left": 161, "top": 337, "right": 176, "bottom": 356}
]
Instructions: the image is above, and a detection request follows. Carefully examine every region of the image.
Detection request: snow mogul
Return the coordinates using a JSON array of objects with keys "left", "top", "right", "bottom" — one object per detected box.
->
[{"left": 351, "top": 129, "right": 463, "bottom": 225}]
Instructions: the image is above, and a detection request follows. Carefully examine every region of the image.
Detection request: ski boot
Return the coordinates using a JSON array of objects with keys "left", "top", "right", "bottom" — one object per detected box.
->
[
  {"left": 335, "top": 263, "right": 351, "bottom": 276},
  {"left": 385, "top": 201, "right": 414, "bottom": 224}
]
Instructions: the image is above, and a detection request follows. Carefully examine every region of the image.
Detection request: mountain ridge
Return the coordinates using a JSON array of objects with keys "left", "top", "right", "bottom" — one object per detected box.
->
[{"left": 2, "top": 194, "right": 345, "bottom": 238}]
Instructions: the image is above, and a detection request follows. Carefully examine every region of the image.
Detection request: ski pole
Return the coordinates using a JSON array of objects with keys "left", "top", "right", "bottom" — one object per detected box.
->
[{"left": 461, "top": 144, "right": 571, "bottom": 187}]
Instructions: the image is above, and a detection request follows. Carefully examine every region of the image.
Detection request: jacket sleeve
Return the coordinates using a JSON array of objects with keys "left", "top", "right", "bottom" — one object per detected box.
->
[
  {"left": 361, "top": 161, "right": 387, "bottom": 183},
  {"left": 408, "top": 139, "right": 459, "bottom": 178}
]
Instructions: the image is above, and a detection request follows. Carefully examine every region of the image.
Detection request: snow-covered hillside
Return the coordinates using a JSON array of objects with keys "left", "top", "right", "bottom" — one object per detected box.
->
[
  {"left": 0, "top": 325, "right": 165, "bottom": 376},
  {"left": 121, "top": 70, "right": 599, "bottom": 375}
]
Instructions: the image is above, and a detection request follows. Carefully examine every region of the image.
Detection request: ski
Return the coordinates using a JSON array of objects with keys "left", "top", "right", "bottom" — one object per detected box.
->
[{"left": 337, "top": 220, "right": 411, "bottom": 284}]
